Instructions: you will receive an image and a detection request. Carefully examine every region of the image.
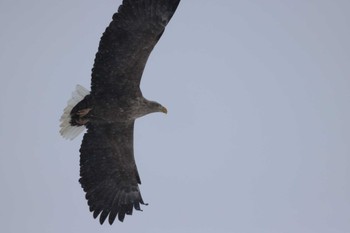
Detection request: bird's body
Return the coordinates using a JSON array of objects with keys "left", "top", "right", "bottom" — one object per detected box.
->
[{"left": 59, "top": 0, "right": 180, "bottom": 225}]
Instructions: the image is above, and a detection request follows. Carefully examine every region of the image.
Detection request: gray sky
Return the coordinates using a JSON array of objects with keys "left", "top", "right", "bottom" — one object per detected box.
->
[{"left": 1, "top": 0, "right": 349, "bottom": 232}]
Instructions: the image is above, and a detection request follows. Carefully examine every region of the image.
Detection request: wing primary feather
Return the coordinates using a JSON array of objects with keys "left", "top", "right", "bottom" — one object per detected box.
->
[
  {"left": 108, "top": 207, "right": 119, "bottom": 225},
  {"left": 108, "top": 206, "right": 119, "bottom": 225},
  {"left": 118, "top": 210, "right": 126, "bottom": 222},
  {"left": 99, "top": 209, "right": 110, "bottom": 225},
  {"left": 93, "top": 209, "right": 102, "bottom": 219},
  {"left": 108, "top": 191, "right": 121, "bottom": 224},
  {"left": 134, "top": 202, "right": 141, "bottom": 211},
  {"left": 126, "top": 204, "right": 133, "bottom": 215}
]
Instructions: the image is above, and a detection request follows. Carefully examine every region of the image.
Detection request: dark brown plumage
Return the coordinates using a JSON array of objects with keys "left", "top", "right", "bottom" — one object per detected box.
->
[{"left": 60, "top": 0, "right": 180, "bottom": 225}]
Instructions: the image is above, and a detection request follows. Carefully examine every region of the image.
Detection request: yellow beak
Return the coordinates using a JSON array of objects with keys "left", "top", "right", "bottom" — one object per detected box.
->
[{"left": 161, "top": 106, "right": 168, "bottom": 114}]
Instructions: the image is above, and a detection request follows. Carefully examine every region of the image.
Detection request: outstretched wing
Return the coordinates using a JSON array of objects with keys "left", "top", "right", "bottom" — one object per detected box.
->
[
  {"left": 91, "top": 0, "right": 181, "bottom": 96},
  {"left": 79, "top": 121, "right": 145, "bottom": 224}
]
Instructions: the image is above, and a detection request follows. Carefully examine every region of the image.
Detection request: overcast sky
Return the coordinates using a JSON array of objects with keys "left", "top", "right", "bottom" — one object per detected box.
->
[{"left": 1, "top": 0, "right": 349, "bottom": 233}]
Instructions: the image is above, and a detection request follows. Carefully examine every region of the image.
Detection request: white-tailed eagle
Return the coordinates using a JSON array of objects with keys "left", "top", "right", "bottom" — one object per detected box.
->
[{"left": 59, "top": 0, "right": 180, "bottom": 225}]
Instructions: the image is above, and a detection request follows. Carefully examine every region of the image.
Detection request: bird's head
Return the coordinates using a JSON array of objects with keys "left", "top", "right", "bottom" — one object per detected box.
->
[
  {"left": 133, "top": 98, "right": 167, "bottom": 119},
  {"left": 146, "top": 100, "right": 168, "bottom": 114}
]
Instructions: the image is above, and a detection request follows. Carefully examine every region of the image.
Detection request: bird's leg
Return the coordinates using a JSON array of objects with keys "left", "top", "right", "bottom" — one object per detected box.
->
[
  {"left": 73, "top": 108, "right": 92, "bottom": 126},
  {"left": 77, "top": 108, "right": 92, "bottom": 117}
]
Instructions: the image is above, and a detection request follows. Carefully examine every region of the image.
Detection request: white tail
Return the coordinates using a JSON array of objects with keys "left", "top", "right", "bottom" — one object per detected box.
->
[{"left": 59, "top": 85, "right": 90, "bottom": 140}]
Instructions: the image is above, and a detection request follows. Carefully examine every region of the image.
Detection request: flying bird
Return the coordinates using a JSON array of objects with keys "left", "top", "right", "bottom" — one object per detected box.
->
[{"left": 59, "top": 0, "right": 181, "bottom": 225}]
